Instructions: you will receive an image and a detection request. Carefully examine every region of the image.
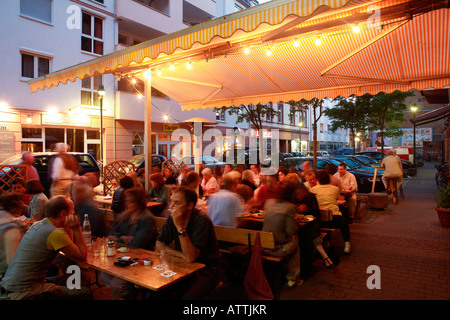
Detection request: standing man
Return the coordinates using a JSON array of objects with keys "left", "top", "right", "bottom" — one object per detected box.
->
[
  {"left": 380, "top": 149, "right": 403, "bottom": 191},
  {"left": 156, "top": 186, "right": 220, "bottom": 300},
  {"left": 50, "top": 143, "right": 79, "bottom": 198},
  {"left": 0, "top": 196, "right": 91, "bottom": 300},
  {"left": 20, "top": 152, "right": 39, "bottom": 182},
  {"left": 334, "top": 163, "right": 358, "bottom": 222}
]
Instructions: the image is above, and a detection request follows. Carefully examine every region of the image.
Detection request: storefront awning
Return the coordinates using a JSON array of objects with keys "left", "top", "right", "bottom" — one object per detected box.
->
[
  {"left": 28, "top": 0, "right": 450, "bottom": 110},
  {"left": 410, "top": 104, "right": 450, "bottom": 126}
]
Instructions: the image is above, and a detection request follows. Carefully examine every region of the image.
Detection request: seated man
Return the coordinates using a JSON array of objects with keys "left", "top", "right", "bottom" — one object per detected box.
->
[
  {"left": 334, "top": 163, "right": 357, "bottom": 221},
  {"left": 303, "top": 170, "right": 317, "bottom": 192},
  {"left": 0, "top": 196, "right": 91, "bottom": 300},
  {"left": 155, "top": 186, "right": 221, "bottom": 300},
  {"left": 381, "top": 149, "right": 403, "bottom": 191},
  {"left": 207, "top": 174, "right": 244, "bottom": 227}
]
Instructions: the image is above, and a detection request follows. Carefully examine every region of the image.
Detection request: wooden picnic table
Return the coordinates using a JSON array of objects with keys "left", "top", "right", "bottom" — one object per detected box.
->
[{"left": 77, "top": 243, "right": 205, "bottom": 294}]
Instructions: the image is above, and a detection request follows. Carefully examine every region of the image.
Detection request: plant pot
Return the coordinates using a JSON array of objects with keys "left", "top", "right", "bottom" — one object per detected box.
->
[{"left": 435, "top": 207, "right": 450, "bottom": 228}]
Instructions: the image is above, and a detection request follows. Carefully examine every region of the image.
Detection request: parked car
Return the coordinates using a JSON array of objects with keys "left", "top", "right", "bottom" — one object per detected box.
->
[
  {"left": 180, "top": 156, "right": 227, "bottom": 171},
  {"left": 283, "top": 156, "right": 385, "bottom": 193},
  {"left": 304, "top": 150, "right": 330, "bottom": 157},
  {"left": 0, "top": 152, "right": 100, "bottom": 196},
  {"left": 334, "top": 147, "right": 355, "bottom": 155},
  {"left": 356, "top": 151, "right": 417, "bottom": 176},
  {"left": 128, "top": 154, "right": 167, "bottom": 172}
]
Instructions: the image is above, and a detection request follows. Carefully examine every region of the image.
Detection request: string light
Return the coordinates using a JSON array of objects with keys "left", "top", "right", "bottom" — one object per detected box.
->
[
  {"left": 26, "top": 115, "right": 32, "bottom": 123},
  {"left": 315, "top": 36, "right": 322, "bottom": 46},
  {"left": 163, "top": 114, "right": 169, "bottom": 121},
  {"left": 186, "top": 62, "right": 192, "bottom": 69},
  {"left": 131, "top": 78, "right": 137, "bottom": 84},
  {"left": 293, "top": 40, "right": 300, "bottom": 47},
  {"left": 156, "top": 70, "right": 162, "bottom": 76},
  {"left": 266, "top": 48, "right": 272, "bottom": 56},
  {"left": 244, "top": 48, "right": 250, "bottom": 54},
  {"left": 352, "top": 24, "right": 361, "bottom": 33},
  {"left": 169, "top": 64, "right": 175, "bottom": 70}
]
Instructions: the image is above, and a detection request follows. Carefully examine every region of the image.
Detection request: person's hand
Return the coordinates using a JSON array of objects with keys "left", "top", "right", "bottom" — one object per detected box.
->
[
  {"left": 171, "top": 207, "right": 185, "bottom": 231},
  {"left": 64, "top": 214, "right": 80, "bottom": 229}
]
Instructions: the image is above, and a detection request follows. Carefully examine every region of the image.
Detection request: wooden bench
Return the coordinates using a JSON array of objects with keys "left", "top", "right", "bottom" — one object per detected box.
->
[
  {"left": 152, "top": 217, "right": 283, "bottom": 262},
  {"left": 213, "top": 225, "right": 283, "bottom": 262}
]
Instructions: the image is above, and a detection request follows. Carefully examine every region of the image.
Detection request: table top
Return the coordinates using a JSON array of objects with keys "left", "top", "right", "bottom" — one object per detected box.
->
[
  {"left": 78, "top": 244, "right": 205, "bottom": 292},
  {"left": 94, "top": 195, "right": 163, "bottom": 208}
]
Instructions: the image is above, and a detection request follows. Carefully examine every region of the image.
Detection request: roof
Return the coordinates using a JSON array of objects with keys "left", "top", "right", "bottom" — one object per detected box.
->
[
  {"left": 27, "top": 0, "right": 450, "bottom": 111},
  {"left": 410, "top": 104, "right": 450, "bottom": 126}
]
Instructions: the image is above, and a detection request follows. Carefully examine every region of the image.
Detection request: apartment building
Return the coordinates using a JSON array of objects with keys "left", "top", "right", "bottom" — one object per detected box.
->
[{"left": 0, "top": 0, "right": 260, "bottom": 164}]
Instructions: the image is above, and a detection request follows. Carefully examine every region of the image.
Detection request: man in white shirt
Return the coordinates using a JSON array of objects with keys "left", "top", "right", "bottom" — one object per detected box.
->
[
  {"left": 201, "top": 168, "right": 218, "bottom": 197},
  {"left": 50, "top": 143, "right": 79, "bottom": 198},
  {"left": 334, "top": 163, "right": 358, "bottom": 221},
  {"left": 207, "top": 174, "right": 243, "bottom": 227}
]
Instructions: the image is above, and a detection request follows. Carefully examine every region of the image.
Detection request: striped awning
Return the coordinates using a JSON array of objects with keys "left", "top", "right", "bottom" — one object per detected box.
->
[{"left": 28, "top": 0, "right": 450, "bottom": 110}]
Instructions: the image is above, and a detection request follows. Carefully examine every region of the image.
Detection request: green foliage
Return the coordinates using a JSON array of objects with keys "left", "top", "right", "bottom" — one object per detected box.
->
[{"left": 435, "top": 183, "right": 450, "bottom": 208}]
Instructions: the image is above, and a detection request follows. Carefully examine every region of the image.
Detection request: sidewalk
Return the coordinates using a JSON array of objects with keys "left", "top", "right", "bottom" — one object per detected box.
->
[{"left": 279, "top": 161, "right": 450, "bottom": 300}]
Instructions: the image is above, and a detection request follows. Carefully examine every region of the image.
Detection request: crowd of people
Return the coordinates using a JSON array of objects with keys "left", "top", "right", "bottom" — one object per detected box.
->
[{"left": 0, "top": 144, "right": 363, "bottom": 300}]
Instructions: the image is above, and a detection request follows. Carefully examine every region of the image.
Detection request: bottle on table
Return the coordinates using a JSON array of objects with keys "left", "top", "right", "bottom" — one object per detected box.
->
[{"left": 82, "top": 214, "right": 92, "bottom": 246}]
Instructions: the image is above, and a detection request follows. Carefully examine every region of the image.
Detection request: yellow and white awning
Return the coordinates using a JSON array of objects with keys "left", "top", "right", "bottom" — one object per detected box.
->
[{"left": 28, "top": 0, "right": 450, "bottom": 110}]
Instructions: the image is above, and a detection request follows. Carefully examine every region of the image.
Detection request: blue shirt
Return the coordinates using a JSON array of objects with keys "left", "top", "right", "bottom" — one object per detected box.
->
[{"left": 206, "top": 190, "right": 243, "bottom": 227}]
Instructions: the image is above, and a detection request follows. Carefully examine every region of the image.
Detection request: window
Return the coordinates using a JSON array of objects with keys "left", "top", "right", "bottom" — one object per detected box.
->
[
  {"left": 277, "top": 102, "right": 283, "bottom": 123},
  {"left": 20, "top": 0, "right": 52, "bottom": 24},
  {"left": 81, "top": 12, "right": 103, "bottom": 55},
  {"left": 21, "top": 53, "right": 50, "bottom": 78},
  {"left": 266, "top": 102, "right": 273, "bottom": 122},
  {"left": 320, "top": 123, "right": 324, "bottom": 133},
  {"left": 216, "top": 111, "right": 225, "bottom": 121},
  {"left": 81, "top": 75, "right": 103, "bottom": 106}
]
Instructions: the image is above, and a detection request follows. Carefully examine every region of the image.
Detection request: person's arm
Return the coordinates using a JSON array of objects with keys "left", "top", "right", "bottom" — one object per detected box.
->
[
  {"left": 4, "top": 228, "right": 24, "bottom": 265},
  {"left": 170, "top": 209, "right": 200, "bottom": 263},
  {"left": 59, "top": 215, "right": 88, "bottom": 261}
]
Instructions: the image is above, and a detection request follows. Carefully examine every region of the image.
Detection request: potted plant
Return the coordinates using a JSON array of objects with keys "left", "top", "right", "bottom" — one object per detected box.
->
[{"left": 435, "top": 183, "right": 450, "bottom": 227}]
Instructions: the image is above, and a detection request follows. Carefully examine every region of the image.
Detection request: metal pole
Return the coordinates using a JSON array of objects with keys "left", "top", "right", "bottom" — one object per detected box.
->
[{"left": 413, "top": 113, "right": 416, "bottom": 166}]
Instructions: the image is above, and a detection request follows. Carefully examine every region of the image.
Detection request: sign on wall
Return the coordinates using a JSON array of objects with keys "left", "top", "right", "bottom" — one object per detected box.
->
[
  {"left": 0, "top": 132, "right": 15, "bottom": 161},
  {"left": 401, "top": 127, "right": 433, "bottom": 148}
]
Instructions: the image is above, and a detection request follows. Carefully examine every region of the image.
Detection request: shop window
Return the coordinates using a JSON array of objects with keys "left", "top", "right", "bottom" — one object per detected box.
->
[
  {"left": 67, "top": 129, "right": 85, "bottom": 152},
  {"left": 45, "top": 128, "right": 64, "bottom": 151}
]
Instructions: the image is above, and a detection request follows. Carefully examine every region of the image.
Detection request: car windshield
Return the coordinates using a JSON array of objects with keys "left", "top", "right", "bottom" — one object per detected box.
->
[
  {"left": 0, "top": 154, "right": 23, "bottom": 165},
  {"left": 329, "top": 159, "right": 357, "bottom": 170},
  {"left": 128, "top": 154, "right": 144, "bottom": 166}
]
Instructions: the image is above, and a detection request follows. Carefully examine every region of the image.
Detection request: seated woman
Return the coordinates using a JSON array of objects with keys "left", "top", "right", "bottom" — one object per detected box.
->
[
  {"left": 294, "top": 183, "right": 336, "bottom": 270},
  {"left": 148, "top": 173, "right": 171, "bottom": 217},
  {"left": 262, "top": 182, "right": 302, "bottom": 287},
  {"left": 101, "top": 188, "right": 157, "bottom": 299},
  {"left": 201, "top": 168, "right": 218, "bottom": 197},
  {"left": 26, "top": 180, "right": 48, "bottom": 222},
  {"left": 163, "top": 167, "right": 177, "bottom": 185},
  {"left": 111, "top": 176, "right": 134, "bottom": 216},
  {"left": 311, "top": 170, "right": 351, "bottom": 255}
]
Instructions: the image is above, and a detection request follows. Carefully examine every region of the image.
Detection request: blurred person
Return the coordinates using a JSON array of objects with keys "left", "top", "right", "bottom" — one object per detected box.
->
[
  {"left": 126, "top": 171, "right": 143, "bottom": 189},
  {"left": 111, "top": 175, "right": 134, "bottom": 216},
  {"left": 294, "top": 184, "right": 336, "bottom": 271},
  {"left": 255, "top": 171, "right": 282, "bottom": 209},
  {"left": 148, "top": 173, "right": 171, "bottom": 216},
  {"left": 213, "top": 165, "right": 223, "bottom": 189},
  {"left": 1, "top": 193, "right": 26, "bottom": 219},
  {"left": 155, "top": 186, "right": 220, "bottom": 300},
  {"left": 236, "top": 184, "right": 258, "bottom": 213},
  {"left": 303, "top": 170, "right": 317, "bottom": 192},
  {"left": 0, "top": 196, "right": 91, "bottom": 300},
  {"left": 223, "top": 164, "right": 232, "bottom": 175},
  {"left": 250, "top": 164, "right": 261, "bottom": 187},
  {"left": 19, "top": 151, "right": 39, "bottom": 182},
  {"left": 207, "top": 175, "right": 244, "bottom": 227},
  {"left": 163, "top": 167, "right": 177, "bottom": 185},
  {"left": 50, "top": 142, "right": 80, "bottom": 198},
  {"left": 326, "top": 163, "right": 343, "bottom": 193},
  {"left": 241, "top": 169, "right": 257, "bottom": 191},
  {"left": 284, "top": 173, "right": 302, "bottom": 187},
  {"left": 177, "top": 164, "right": 190, "bottom": 185},
  {"left": 312, "top": 170, "right": 351, "bottom": 254},
  {"left": 136, "top": 168, "right": 146, "bottom": 188},
  {"left": 277, "top": 166, "right": 289, "bottom": 184},
  {"left": 182, "top": 171, "right": 201, "bottom": 194},
  {"left": 300, "top": 161, "right": 313, "bottom": 181},
  {"left": 71, "top": 180, "right": 108, "bottom": 238},
  {"left": 101, "top": 188, "right": 157, "bottom": 299},
  {"left": 380, "top": 149, "right": 403, "bottom": 190},
  {"left": 334, "top": 163, "right": 357, "bottom": 221},
  {"left": 201, "top": 168, "right": 218, "bottom": 197},
  {"left": 26, "top": 179, "right": 48, "bottom": 222},
  {"left": 9, "top": 178, "right": 31, "bottom": 213},
  {"left": 0, "top": 207, "right": 26, "bottom": 277},
  {"left": 262, "top": 182, "right": 302, "bottom": 287},
  {"left": 80, "top": 172, "right": 100, "bottom": 190}
]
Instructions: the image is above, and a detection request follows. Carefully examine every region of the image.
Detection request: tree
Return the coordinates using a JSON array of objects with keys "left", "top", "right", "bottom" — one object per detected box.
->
[
  {"left": 288, "top": 98, "right": 325, "bottom": 170},
  {"left": 364, "top": 90, "right": 413, "bottom": 156},
  {"left": 214, "top": 103, "right": 278, "bottom": 166},
  {"left": 323, "top": 95, "right": 370, "bottom": 154}
]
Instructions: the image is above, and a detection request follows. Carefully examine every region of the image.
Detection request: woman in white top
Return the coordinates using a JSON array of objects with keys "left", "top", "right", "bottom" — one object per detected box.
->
[{"left": 201, "top": 168, "right": 218, "bottom": 197}]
